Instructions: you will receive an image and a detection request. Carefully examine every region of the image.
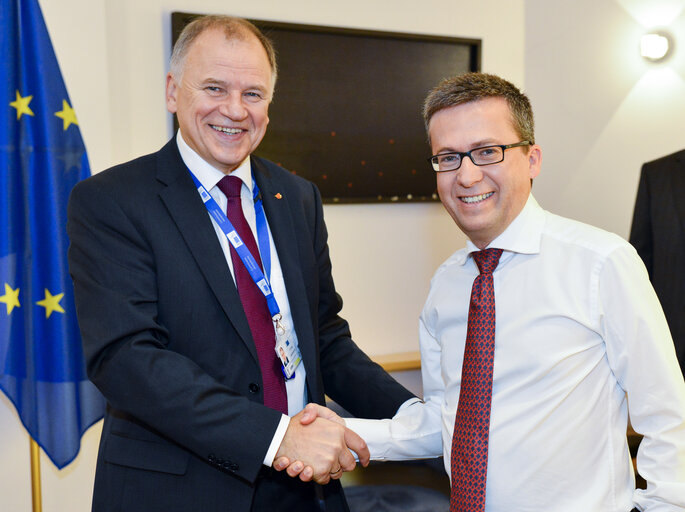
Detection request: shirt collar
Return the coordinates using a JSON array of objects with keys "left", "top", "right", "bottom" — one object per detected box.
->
[
  {"left": 461, "top": 194, "right": 545, "bottom": 265},
  {"left": 175, "top": 130, "right": 253, "bottom": 194}
]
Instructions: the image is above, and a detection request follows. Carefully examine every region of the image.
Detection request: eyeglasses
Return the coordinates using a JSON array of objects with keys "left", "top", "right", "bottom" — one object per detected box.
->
[{"left": 428, "top": 141, "right": 531, "bottom": 172}]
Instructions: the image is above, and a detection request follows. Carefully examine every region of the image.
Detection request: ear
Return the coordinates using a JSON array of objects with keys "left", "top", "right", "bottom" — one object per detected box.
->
[
  {"left": 528, "top": 144, "right": 542, "bottom": 180},
  {"left": 165, "top": 73, "right": 178, "bottom": 114}
]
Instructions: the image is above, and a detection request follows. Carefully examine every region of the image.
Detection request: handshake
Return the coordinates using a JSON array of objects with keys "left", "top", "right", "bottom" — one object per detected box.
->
[{"left": 273, "top": 403, "right": 369, "bottom": 485}]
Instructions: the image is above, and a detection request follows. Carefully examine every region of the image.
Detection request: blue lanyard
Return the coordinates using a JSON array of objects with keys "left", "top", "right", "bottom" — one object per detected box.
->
[{"left": 188, "top": 170, "right": 281, "bottom": 320}]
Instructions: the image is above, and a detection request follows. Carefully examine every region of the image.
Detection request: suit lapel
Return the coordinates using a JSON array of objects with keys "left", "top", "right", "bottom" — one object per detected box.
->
[
  {"left": 155, "top": 141, "right": 258, "bottom": 363},
  {"left": 252, "top": 158, "right": 319, "bottom": 393}
]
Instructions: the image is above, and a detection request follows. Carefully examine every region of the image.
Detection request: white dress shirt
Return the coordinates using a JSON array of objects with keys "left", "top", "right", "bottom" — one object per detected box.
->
[
  {"left": 348, "top": 194, "right": 685, "bottom": 511},
  {"left": 176, "top": 132, "right": 304, "bottom": 466}
]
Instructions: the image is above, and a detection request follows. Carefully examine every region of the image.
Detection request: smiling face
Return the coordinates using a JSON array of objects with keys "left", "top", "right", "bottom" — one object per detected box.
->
[
  {"left": 429, "top": 97, "right": 542, "bottom": 248},
  {"left": 166, "top": 28, "right": 272, "bottom": 174}
]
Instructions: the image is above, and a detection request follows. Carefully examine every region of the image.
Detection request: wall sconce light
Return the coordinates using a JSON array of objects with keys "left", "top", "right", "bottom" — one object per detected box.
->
[{"left": 641, "top": 31, "right": 672, "bottom": 62}]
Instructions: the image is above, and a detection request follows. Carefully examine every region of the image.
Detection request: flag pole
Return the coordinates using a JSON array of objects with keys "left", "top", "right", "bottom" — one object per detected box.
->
[{"left": 29, "top": 438, "right": 43, "bottom": 512}]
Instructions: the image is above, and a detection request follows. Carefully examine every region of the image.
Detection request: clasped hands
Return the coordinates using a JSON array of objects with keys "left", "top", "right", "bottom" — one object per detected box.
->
[{"left": 273, "top": 403, "right": 369, "bottom": 484}]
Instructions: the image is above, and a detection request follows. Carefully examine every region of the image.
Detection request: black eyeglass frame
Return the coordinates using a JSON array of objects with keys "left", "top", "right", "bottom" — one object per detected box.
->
[{"left": 427, "top": 140, "right": 531, "bottom": 172}]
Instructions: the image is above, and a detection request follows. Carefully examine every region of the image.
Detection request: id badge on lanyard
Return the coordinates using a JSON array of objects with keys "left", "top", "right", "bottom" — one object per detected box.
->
[
  {"left": 189, "top": 170, "right": 302, "bottom": 379},
  {"left": 275, "top": 317, "right": 301, "bottom": 379}
]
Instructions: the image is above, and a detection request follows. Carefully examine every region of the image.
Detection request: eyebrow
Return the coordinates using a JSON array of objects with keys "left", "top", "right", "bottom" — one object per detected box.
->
[
  {"left": 466, "top": 139, "right": 499, "bottom": 150},
  {"left": 434, "top": 139, "right": 500, "bottom": 155},
  {"left": 200, "top": 78, "right": 269, "bottom": 93}
]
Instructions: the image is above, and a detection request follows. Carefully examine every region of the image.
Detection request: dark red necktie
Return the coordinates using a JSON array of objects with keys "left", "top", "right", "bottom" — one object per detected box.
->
[
  {"left": 217, "top": 175, "right": 288, "bottom": 415},
  {"left": 450, "top": 248, "right": 503, "bottom": 512}
]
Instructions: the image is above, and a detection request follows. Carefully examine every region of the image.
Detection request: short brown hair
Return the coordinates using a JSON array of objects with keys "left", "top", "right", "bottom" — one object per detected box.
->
[
  {"left": 422, "top": 72, "right": 535, "bottom": 144},
  {"left": 170, "top": 15, "right": 277, "bottom": 90}
]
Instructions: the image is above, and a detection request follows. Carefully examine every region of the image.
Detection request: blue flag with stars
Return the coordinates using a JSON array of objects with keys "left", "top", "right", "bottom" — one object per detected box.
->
[{"left": 0, "top": 0, "right": 105, "bottom": 469}]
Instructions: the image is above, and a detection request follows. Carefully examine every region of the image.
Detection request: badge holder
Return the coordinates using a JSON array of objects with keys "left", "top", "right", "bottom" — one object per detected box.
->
[{"left": 273, "top": 314, "right": 301, "bottom": 380}]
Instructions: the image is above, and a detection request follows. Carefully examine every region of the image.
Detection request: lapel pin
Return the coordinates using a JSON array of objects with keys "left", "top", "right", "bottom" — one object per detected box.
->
[{"left": 275, "top": 193, "right": 283, "bottom": 199}]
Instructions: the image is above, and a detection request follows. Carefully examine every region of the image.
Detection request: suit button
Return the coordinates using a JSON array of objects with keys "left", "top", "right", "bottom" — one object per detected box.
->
[
  {"left": 248, "top": 383, "right": 260, "bottom": 394},
  {"left": 222, "top": 461, "right": 237, "bottom": 472}
]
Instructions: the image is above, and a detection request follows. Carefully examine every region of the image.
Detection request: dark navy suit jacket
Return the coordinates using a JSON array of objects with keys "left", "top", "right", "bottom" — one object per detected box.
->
[{"left": 67, "top": 139, "right": 414, "bottom": 511}]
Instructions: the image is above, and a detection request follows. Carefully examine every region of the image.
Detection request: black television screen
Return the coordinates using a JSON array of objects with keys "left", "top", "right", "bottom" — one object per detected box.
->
[{"left": 171, "top": 13, "right": 480, "bottom": 203}]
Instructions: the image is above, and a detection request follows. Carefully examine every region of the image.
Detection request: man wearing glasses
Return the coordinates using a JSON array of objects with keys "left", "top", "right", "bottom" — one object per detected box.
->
[{"left": 293, "top": 72, "right": 685, "bottom": 511}]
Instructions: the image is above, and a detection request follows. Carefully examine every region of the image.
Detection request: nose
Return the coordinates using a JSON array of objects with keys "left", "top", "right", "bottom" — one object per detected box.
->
[
  {"left": 456, "top": 157, "right": 484, "bottom": 188},
  {"left": 219, "top": 92, "right": 248, "bottom": 121}
]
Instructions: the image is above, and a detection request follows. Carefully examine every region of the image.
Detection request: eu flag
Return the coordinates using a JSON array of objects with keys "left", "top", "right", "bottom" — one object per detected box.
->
[{"left": 0, "top": 0, "right": 105, "bottom": 468}]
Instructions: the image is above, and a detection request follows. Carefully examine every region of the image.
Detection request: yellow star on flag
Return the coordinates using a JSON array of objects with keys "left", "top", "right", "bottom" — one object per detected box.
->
[
  {"left": 54, "top": 99, "right": 78, "bottom": 130},
  {"left": 9, "top": 90, "right": 35, "bottom": 120},
  {"left": 0, "top": 283, "right": 21, "bottom": 315},
  {"left": 36, "top": 288, "right": 65, "bottom": 318}
]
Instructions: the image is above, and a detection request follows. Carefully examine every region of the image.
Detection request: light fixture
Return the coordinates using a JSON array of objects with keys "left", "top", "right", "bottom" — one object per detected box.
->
[{"left": 641, "top": 31, "right": 672, "bottom": 62}]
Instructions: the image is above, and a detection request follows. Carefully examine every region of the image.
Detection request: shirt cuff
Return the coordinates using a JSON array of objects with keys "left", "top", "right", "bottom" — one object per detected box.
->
[
  {"left": 263, "top": 414, "right": 291, "bottom": 466},
  {"left": 344, "top": 416, "right": 392, "bottom": 459},
  {"left": 345, "top": 397, "right": 441, "bottom": 461},
  {"left": 344, "top": 397, "right": 422, "bottom": 455}
]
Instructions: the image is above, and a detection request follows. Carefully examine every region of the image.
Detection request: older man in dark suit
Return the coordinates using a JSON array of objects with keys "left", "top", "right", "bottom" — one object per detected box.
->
[
  {"left": 67, "top": 15, "right": 415, "bottom": 512},
  {"left": 630, "top": 148, "right": 685, "bottom": 376}
]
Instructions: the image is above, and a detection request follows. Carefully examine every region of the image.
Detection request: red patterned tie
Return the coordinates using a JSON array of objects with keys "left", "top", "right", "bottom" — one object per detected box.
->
[
  {"left": 217, "top": 175, "right": 288, "bottom": 415},
  {"left": 450, "top": 248, "right": 503, "bottom": 512}
]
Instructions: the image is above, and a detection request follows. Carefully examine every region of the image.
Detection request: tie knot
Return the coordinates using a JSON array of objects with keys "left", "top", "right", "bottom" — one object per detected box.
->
[
  {"left": 472, "top": 248, "right": 503, "bottom": 274},
  {"left": 217, "top": 175, "right": 243, "bottom": 198}
]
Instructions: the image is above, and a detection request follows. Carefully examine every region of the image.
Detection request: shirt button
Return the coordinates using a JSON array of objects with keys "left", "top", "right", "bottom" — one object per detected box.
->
[{"left": 248, "top": 383, "right": 260, "bottom": 394}]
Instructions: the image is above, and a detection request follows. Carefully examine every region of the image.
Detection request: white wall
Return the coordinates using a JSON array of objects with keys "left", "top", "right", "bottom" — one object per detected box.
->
[{"left": 526, "top": 0, "right": 685, "bottom": 238}]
